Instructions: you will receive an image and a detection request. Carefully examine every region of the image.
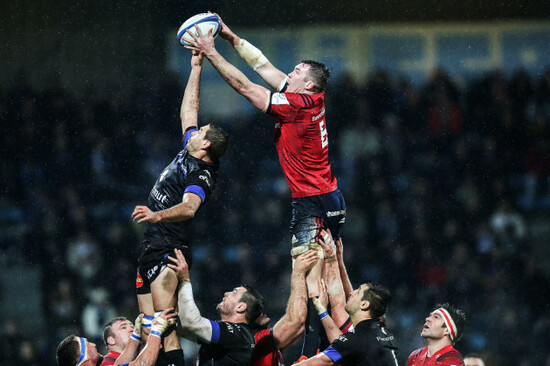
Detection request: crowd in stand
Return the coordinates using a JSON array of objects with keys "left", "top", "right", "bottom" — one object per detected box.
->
[{"left": 1, "top": 66, "right": 549, "bottom": 365}]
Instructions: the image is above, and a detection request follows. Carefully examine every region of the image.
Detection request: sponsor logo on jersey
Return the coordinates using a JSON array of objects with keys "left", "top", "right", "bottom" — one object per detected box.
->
[
  {"left": 136, "top": 273, "right": 143, "bottom": 288},
  {"left": 312, "top": 107, "right": 325, "bottom": 122},
  {"left": 224, "top": 322, "right": 235, "bottom": 333},
  {"left": 147, "top": 265, "right": 158, "bottom": 280},
  {"left": 199, "top": 175, "right": 211, "bottom": 187},
  {"left": 336, "top": 334, "right": 348, "bottom": 342},
  {"left": 326, "top": 209, "right": 345, "bottom": 217},
  {"left": 151, "top": 187, "right": 169, "bottom": 205}
]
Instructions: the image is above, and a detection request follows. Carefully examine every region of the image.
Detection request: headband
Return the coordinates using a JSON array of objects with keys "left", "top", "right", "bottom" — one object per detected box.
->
[
  {"left": 75, "top": 337, "right": 88, "bottom": 366},
  {"left": 435, "top": 308, "right": 457, "bottom": 340}
]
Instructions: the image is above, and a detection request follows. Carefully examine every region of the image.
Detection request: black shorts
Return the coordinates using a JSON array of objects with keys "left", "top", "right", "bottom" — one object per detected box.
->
[
  {"left": 136, "top": 237, "right": 193, "bottom": 295},
  {"left": 290, "top": 189, "right": 346, "bottom": 248}
]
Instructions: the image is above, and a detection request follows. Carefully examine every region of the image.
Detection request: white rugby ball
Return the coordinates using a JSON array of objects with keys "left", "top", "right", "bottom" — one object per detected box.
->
[{"left": 177, "top": 13, "right": 221, "bottom": 46}]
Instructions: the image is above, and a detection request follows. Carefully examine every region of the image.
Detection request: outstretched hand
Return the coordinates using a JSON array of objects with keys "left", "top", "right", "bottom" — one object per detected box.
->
[
  {"left": 151, "top": 308, "right": 177, "bottom": 335},
  {"left": 318, "top": 229, "right": 336, "bottom": 262},
  {"left": 132, "top": 205, "right": 159, "bottom": 224},
  {"left": 208, "top": 11, "right": 237, "bottom": 44},
  {"left": 335, "top": 236, "right": 344, "bottom": 259},
  {"left": 167, "top": 248, "right": 191, "bottom": 283},
  {"left": 293, "top": 250, "right": 318, "bottom": 274},
  {"left": 184, "top": 25, "right": 216, "bottom": 57}
]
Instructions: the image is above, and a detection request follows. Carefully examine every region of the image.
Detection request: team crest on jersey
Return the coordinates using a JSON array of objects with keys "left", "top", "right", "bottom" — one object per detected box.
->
[{"left": 136, "top": 273, "right": 143, "bottom": 288}]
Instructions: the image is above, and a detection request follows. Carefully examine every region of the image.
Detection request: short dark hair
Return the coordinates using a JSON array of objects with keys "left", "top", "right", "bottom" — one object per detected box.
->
[
  {"left": 240, "top": 285, "right": 265, "bottom": 324},
  {"left": 434, "top": 302, "right": 466, "bottom": 344},
  {"left": 361, "top": 281, "right": 391, "bottom": 319},
  {"left": 56, "top": 335, "right": 79, "bottom": 366},
  {"left": 205, "top": 124, "right": 228, "bottom": 162},
  {"left": 103, "top": 317, "right": 129, "bottom": 346},
  {"left": 301, "top": 60, "right": 330, "bottom": 92}
]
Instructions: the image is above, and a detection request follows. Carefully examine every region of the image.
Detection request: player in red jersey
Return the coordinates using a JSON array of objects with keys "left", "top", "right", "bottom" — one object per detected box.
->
[
  {"left": 408, "top": 303, "right": 467, "bottom": 366},
  {"left": 56, "top": 309, "right": 175, "bottom": 366},
  {"left": 186, "top": 15, "right": 346, "bottom": 357},
  {"left": 100, "top": 317, "right": 136, "bottom": 366}
]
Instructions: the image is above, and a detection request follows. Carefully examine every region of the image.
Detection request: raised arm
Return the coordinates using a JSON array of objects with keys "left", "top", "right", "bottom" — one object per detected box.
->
[
  {"left": 312, "top": 280, "right": 342, "bottom": 343},
  {"left": 335, "top": 238, "right": 353, "bottom": 301},
  {"left": 115, "top": 309, "right": 176, "bottom": 366},
  {"left": 167, "top": 248, "right": 214, "bottom": 344},
  {"left": 272, "top": 250, "right": 318, "bottom": 350},
  {"left": 216, "top": 14, "right": 287, "bottom": 91},
  {"left": 319, "top": 231, "right": 348, "bottom": 329},
  {"left": 180, "top": 54, "right": 203, "bottom": 134},
  {"left": 132, "top": 192, "right": 202, "bottom": 224},
  {"left": 185, "top": 27, "right": 271, "bottom": 112}
]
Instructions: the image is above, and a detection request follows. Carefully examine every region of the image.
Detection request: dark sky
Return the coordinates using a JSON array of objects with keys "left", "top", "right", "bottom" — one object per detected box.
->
[{"left": 3, "top": 0, "right": 549, "bottom": 90}]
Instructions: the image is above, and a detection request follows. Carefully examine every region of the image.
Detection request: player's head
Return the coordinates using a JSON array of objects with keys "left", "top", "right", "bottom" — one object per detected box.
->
[
  {"left": 103, "top": 317, "right": 134, "bottom": 352},
  {"left": 287, "top": 60, "right": 330, "bottom": 94},
  {"left": 56, "top": 335, "right": 102, "bottom": 366},
  {"left": 345, "top": 281, "right": 391, "bottom": 319},
  {"left": 186, "top": 124, "right": 228, "bottom": 162},
  {"left": 464, "top": 353, "right": 486, "bottom": 366},
  {"left": 204, "top": 124, "right": 228, "bottom": 162},
  {"left": 421, "top": 303, "right": 466, "bottom": 345},
  {"left": 216, "top": 285, "right": 264, "bottom": 324},
  {"left": 239, "top": 284, "right": 265, "bottom": 323}
]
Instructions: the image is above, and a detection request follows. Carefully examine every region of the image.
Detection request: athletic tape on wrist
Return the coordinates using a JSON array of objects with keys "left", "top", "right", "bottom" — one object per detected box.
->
[
  {"left": 319, "top": 311, "right": 329, "bottom": 320},
  {"left": 130, "top": 333, "right": 141, "bottom": 342},
  {"left": 435, "top": 308, "right": 457, "bottom": 340},
  {"left": 313, "top": 297, "right": 327, "bottom": 315},
  {"left": 234, "top": 39, "right": 268, "bottom": 71},
  {"left": 142, "top": 315, "right": 154, "bottom": 328},
  {"left": 150, "top": 330, "right": 162, "bottom": 338}
]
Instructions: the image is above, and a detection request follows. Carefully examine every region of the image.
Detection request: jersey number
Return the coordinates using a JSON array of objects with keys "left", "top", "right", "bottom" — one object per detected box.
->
[{"left": 319, "top": 120, "right": 328, "bottom": 148}]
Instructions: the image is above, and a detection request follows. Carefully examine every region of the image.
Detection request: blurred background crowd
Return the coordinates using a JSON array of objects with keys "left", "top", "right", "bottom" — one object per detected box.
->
[{"left": 1, "top": 61, "right": 549, "bottom": 365}]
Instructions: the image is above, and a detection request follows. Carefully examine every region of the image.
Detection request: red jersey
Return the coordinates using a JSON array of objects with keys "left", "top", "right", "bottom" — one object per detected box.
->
[
  {"left": 266, "top": 91, "right": 338, "bottom": 198},
  {"left": 408, "top": 345, "right": 464, "bottom": 366},
  {"left": 100, "top": 351, "right": 120, "bottom": 366},
  {"left": 252, "top": 328, "right": 284, "bottom": 366}
]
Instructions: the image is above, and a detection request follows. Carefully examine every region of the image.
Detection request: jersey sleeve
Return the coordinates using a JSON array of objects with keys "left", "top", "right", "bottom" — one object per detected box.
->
[
  {"left": 184, "top": 169, "right": 214, "bottom": 203},
  {"left": 183, "top": 126, "right": 198, "bottom": 148},
  {"left": 266, "top": 92, "right": 314, "bottom": 122},
  {"left": 408, "top": 348, "right": 422, "bottom": 366},
  {"left": 324, "top": 333, "right": 355, "bottom": 364},
  {"left": 253, "top": 328, "right": 277, "bottom": 357},
  {"left": 437, "top": 351, "right": 464, "bottom": 365},
  {"left": 210, "top": 321, "right": 249, "bottom": 347},
  {"left": 339, "top": 316, "right": 353, "bottom": 333}
]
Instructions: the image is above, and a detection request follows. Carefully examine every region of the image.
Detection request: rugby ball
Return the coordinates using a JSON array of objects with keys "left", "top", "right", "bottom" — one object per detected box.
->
[{"left": 177, "top": 13, "right": 221, "bottom": 46}]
